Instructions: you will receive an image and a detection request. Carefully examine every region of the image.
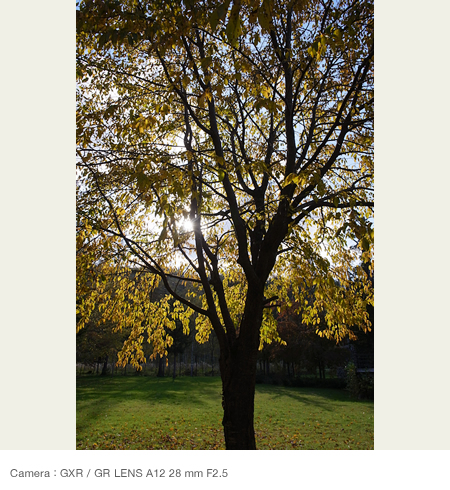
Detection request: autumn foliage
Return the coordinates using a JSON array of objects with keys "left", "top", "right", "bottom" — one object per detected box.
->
[{"left": 77, "top": 0, "right": 373, "bottom": 449}]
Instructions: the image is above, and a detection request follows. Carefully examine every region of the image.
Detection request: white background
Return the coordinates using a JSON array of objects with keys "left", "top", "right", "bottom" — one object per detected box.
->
[{"left": 1, "top": 0, "right": 449, "bottom": 487}]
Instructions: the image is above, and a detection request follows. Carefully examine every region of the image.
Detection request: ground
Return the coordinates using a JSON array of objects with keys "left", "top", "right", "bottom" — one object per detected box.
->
[{"left": 77, "top": 376, "right": 374, "bottom": 450}]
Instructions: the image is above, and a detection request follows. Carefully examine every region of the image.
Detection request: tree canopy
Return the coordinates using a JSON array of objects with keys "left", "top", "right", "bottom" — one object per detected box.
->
[{"left": 76, "top": 0, "right": 373, "bottom": 449}]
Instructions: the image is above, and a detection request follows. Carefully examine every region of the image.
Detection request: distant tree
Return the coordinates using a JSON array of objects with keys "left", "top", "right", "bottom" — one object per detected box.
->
[
  {"left": 167, "top": 314, "right": 192, "bottom": 378},
  {"left": 267, "top": 300, "right": 351, "bottom": 378},
  {"left": 77, "top": 0, "right": 373, "bottom": 449},
  {"left": 76, "top": 314, "right": 127, "bottom": 375}
]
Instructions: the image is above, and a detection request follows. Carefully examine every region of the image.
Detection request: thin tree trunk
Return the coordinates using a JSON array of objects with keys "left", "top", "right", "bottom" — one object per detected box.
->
[
  {"left": 101, "top": 355, "right": 108, "bottom": 376},
  {"left": 157, "top": 354, "right": 165, "bottom": 377},
  {"left": 191, "top": 339, "right": 194, "bottom": 377}
]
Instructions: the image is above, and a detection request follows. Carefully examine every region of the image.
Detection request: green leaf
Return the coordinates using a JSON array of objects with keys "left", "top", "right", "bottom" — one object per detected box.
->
[
  {"left": 257, "top": 0, "right": 273, "bottom": 31},
  {"left": 218, "top": 169, "right": 226, "bottom": 182},
  {"left": 159, "top": 227, "right": 168, "bottom": 241},
  {"left": 317, "top": 180, "right": 325, "bottom": 195},
  {"left": 136, "top": 172, "right": 150, "bottom": 191},
  {"left": 226, "top": 1, "right": 241, "bottom": 47},
  {"left": 283, "top": 173, "right": 298, "bottom": 187},
  {"left": 172, "top": 228, "right": 179, "bottom": 246},
  {"left": 216, "top": 0, "right": 231, "bottom": 23},
  {"left": 201, "top": 56, "right": 213, "bottom": 71},
  {"left": 98, "top": 31, "right": 111, "bottom": 49},
  {"left": 360, "top": 236, "right": 370, "bottom": 251},
  {"left": 209, "top": 10, "right": 220, "bottom": 32}
]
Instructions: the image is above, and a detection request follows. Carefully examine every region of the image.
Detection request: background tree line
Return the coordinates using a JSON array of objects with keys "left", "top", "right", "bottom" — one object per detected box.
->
[{"left": 77, "top": 265, "right": 373, "bottom": 391}]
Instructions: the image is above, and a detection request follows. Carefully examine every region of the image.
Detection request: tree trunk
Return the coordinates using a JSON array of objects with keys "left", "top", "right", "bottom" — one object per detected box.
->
[
  {"left": 220, "top": 345, "right": 258, "bottom": 450},
  {"left": 190, "top": 339, "right": 194, "bottom": 377},
  {"left": 101, "top": 355, "right": 108, "bottom": 376},
  {"left": 219, "top": 297, "right": 262, "bottom": 450},
  {"left": 157, "top": 354, "right": 165, "bottom": 377}
]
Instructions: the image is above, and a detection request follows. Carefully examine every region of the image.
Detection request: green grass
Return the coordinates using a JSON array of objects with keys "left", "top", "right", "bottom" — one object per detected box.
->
[{"left": 77, "top": 376, "right": 374, "bottom": 450}]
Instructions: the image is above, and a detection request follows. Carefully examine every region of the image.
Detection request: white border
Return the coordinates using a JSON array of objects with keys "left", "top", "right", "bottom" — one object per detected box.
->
[{"left": 1, "top": 3, "right": 449, "bottom": 481}]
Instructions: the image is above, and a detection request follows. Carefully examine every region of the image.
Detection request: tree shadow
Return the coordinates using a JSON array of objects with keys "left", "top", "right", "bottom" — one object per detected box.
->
[
  {"left": 254, "top": 383, "right": 373, "bottom": 410},
  {"left": 76, "top": 375, "right": 223, "bottom": 426}
]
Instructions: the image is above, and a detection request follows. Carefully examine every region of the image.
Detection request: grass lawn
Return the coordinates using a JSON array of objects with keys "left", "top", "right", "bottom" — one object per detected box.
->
[{"left": 77, "top": 375, "right": 373, "bottom": 450}]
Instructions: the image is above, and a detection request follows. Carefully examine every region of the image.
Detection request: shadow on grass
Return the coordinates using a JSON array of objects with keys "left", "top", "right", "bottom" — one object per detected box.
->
[
  {"left": 77, "top": 376, "right": 372, "bottom": 422},
  {"left": 77, "top": 376, "right": 224, "bottom": 432},
  {"left": 77, "top": 375, "right": 222, "bottom": 406},
  {"left": 255, "top": 383, "right": 373, "bottom": 409}
]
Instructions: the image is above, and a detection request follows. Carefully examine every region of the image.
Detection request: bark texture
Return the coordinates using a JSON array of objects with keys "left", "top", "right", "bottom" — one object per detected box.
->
[
  {"left": 220, "top": 344, "right": 258, "bottom": 449},
  {"left": 219, "top": 289, "right": 263, "bottom": 450}
]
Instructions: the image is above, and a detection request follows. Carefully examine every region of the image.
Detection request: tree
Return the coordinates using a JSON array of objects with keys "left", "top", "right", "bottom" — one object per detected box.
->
[
  {"left": 76, "top": 0, "right": 374, "bottom": 449},
  {"left": 269, "top": 299, "right": 353, "bottom": 378}
]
